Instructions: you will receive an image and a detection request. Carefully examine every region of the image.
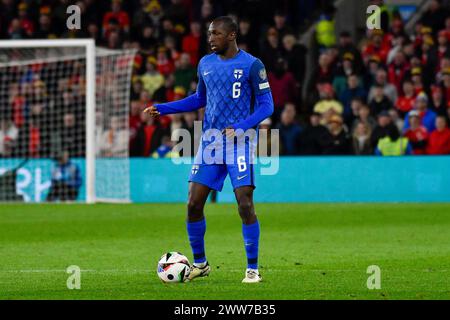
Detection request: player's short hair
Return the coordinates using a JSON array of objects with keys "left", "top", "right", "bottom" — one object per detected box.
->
[{"left": 213, "top": 16, "right": 238, "bottom": 35}]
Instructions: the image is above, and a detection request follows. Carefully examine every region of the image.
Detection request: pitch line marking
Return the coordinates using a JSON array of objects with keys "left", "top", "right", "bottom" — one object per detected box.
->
[{"left": 0, "top": 269, "right": 448, "bottom": 273}]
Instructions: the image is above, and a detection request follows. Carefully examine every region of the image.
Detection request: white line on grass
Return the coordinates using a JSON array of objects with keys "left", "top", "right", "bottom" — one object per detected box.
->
[{"left": 0, "top": 269, "right": 448, "bottom": 273}]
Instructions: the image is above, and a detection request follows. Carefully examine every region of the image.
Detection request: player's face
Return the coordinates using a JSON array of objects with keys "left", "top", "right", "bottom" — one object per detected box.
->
[{"left": 208, "top": 22, "right": 233, "bottom": 54}]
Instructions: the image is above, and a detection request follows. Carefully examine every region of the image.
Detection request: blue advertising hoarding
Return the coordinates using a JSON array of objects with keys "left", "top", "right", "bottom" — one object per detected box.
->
[{"left": 1, "top": 156, "right": 449, "bottom": 203}]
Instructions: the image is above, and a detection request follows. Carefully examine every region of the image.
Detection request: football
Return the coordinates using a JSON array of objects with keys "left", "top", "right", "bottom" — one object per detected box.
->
[{"left": 157, "top": 252, "right": 191, "bottom": 283}]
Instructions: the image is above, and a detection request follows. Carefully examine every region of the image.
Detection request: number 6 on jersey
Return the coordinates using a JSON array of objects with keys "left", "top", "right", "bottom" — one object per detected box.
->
[{"left": 232, "top": 82, "right": 241, "bottom": 98}]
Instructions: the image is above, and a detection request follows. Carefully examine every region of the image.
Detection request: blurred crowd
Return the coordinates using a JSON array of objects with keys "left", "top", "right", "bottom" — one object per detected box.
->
[
  {"left": 300, "top": 0, "right": 450, "bottom": 156},
  {"left": 0, "top": 0, "right": 449, "bottom": 159},
  {"left": 0, "top": 58, "right": 87, "bottom": 159}
]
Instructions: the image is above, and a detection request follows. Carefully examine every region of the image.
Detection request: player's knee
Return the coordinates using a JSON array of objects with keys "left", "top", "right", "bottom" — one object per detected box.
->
[
  {"left": 187, "top": 197, "right": 205, "bottom": 218},
  {"left": 237, "top": 197, "right": 253, "bottom": 215}
]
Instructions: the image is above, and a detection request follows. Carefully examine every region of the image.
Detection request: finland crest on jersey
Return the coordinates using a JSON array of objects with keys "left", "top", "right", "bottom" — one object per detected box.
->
[{"left": 234, "top": 69, "right": 243, "bottom": 80}]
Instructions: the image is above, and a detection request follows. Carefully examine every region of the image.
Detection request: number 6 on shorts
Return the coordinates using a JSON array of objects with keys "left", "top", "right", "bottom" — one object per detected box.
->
[{"left": 237, "top": 156, "right": 246, "bottom": 172}]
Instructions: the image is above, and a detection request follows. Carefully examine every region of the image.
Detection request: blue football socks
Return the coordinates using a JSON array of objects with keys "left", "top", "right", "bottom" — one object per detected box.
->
[
  {"left": 242, "top": 220, "right": 260, "bottom": 270},
  {"left": 187, "top": 218, "right": 207, "bottom": 265}
]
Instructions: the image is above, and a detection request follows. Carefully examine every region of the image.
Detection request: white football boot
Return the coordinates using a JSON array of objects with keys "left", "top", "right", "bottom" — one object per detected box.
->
[
  {"left": 187, "top": 261, "right": 210, "bottom": 281},
  {"left": 242, "top": 269, "right": 262, "bottom": 283}
]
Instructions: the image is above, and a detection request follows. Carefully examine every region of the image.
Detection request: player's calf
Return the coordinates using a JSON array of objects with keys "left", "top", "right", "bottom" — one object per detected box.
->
[{"left": 235, "top": 188, "right": 256, "bottom": 224}]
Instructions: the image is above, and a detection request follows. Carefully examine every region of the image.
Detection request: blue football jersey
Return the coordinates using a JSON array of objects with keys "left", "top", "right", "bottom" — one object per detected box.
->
[{"left": 197, "top": 49, "right": 271, "bottom": 132}]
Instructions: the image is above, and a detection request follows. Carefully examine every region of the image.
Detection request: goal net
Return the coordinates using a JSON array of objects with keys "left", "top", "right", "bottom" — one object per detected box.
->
[{"left": 0, "top": 40, "right": 136, "bottom": 203}]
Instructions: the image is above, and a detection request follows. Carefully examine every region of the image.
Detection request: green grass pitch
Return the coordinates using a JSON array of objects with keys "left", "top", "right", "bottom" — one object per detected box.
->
[{"left": 0, "top": 203, "right": 449, "bottom": 300}]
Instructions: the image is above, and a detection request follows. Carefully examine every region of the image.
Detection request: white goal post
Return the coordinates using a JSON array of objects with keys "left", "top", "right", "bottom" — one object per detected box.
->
[{"left": 0, "top": 39, "right": 136, "bottom": 203}]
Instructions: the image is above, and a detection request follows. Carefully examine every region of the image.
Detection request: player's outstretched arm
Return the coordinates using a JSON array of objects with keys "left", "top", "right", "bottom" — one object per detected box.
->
[{"left": 143, "top": 91, "right": 206, "bottom": 116}]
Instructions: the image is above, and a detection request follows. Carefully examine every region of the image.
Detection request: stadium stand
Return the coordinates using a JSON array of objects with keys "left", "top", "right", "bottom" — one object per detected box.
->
[{"left": 0, "top": 0, "right": 449, "bottom": 157}]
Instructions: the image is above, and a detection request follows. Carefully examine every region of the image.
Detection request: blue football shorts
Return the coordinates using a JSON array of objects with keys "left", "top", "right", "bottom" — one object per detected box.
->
[{"left": 188, "top": 137, "right": 256, "bottom": 191}]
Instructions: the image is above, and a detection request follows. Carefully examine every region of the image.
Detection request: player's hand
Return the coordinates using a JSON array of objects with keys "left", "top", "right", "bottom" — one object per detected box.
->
[
  {"left": 143, "top": 105, "right": 160, "bottom": 118},
  {"left": 222, "top": 126, "right": 235, "bottom": 139}
]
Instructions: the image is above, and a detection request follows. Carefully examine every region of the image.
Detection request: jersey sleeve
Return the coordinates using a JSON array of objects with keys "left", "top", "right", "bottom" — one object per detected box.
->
[
  {"left": 249, "top": 59, "right": 271, "bottom": 96},
  {"left": 232, "top": 91, "right": 274, "bottom": 131}
]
